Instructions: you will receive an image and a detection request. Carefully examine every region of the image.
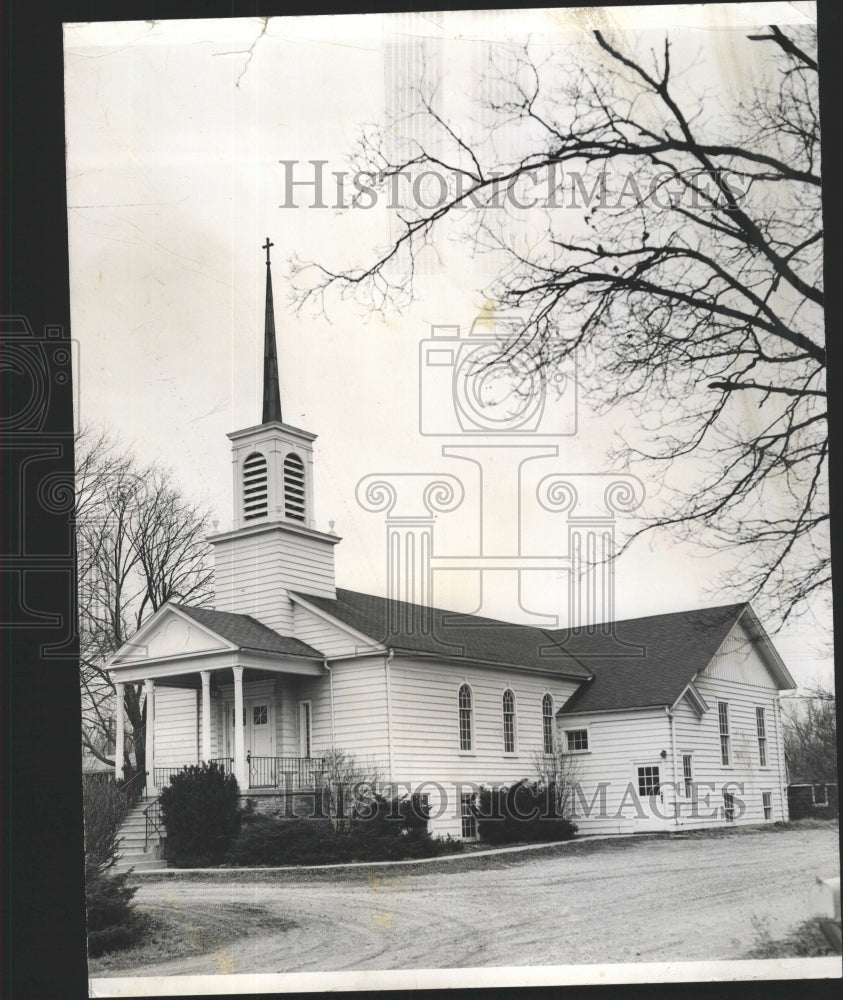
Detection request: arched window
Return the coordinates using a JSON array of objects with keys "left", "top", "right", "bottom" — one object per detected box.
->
[
  {"left": 242, "top": 452, "right": 268, "bottom": 521},
  {"left": 542, "top": 694, "right": 554, "bottom": 754},
  {"left": 502, "top": 689, "right": 515, "bottom": 753},
  {"left": 283, "top": 452, "right": 306, "bottom": 521},
  {"left": 458, "top": 684, "right": 473, "bottom": 751}
]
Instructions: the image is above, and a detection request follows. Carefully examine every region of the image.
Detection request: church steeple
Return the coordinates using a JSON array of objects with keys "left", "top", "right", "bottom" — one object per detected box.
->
[
  {"left": 210, "top": 239, "right": 340, "bottom": 632},
  {"left": 261, "top": 237, "right": 283, "bottom": 425}
]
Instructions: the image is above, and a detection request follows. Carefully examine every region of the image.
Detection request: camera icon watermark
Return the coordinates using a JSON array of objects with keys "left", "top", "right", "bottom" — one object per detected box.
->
[
  {"left": 1, "top": 315, "right": 80, "bottom": 434},
  {"left": 418, "top": 316, "right": 577, "bottom": 438}
]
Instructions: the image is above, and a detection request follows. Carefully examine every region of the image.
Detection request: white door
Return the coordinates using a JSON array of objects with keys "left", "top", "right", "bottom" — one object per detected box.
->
[
  {"left": 248, "top": 701, "right": 273, "bottom": 757},
  {"left": 224, "top": 702, "right": 274, "bottom": 753},
  {"left": 632, "top": 763, "right": 671, "bottom": 832}
]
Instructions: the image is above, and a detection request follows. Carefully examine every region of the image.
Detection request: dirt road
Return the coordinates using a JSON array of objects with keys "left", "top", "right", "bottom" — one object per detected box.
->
[{"left": 104, "top": 826, "right": 839, "bottom": 975}]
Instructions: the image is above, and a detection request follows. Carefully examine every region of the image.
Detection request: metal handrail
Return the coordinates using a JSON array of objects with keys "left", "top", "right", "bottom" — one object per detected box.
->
[
  {"left": 143, "top": 799, "right": 163, "bottom": 851},
  {"left": 118, "top": 768, "right": 148, "bottom": 808}
]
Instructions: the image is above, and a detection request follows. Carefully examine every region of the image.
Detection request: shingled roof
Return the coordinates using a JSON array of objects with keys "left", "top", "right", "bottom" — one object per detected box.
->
[
  {"left": 172, "top": 604, "right": 323, "bottom": 659},
  {"left": 553, "top": 603, "right": 749, "bottom": 714},
  {"left": 292, "top": 588, "right": 593, "bottom": 679}
]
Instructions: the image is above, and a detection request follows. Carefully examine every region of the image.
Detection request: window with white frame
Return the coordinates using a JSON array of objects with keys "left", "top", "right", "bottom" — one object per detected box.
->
[
  {"left": 458, "top": 684, "right": 473, "bottom": 751},
  {"left": 502, "top": 689, "right": 515, "bottom": 753},
  {"left": 682, "top": 754, "right": 694, "bottom": 799},
  {"left": 542, "top": 694, "right": 554, "bottom": 754},
  {"left": 565, "top": 728, "right": 589, "bottom": 752},
  {"left": 813, "top": 784, "right": 829, "bottom": 806},
  {"left": 756, "top": 707, "right": 767, "bottom": 766},
  {"left": 723, "top": 790, "right": 736, "bottom": 821},
  {"left": 637, "top": 765, "right": 660, "bottom": 797},
  {"left": 718, "top": 702, "right": 730, "bottom": 765},
  {"left": 762, "top": 791, "right": 773, "bottom": 820},
  {"left": 460, "top": 792, "right": 477, "bottom": 839},
  {"left": 299, "top": 701, "right": 312, "bottom": 758}
]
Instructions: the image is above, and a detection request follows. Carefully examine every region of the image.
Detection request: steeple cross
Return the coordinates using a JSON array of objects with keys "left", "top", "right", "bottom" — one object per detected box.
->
[{"left": 262, "top": 237, "right": 274, "bottom": 265}]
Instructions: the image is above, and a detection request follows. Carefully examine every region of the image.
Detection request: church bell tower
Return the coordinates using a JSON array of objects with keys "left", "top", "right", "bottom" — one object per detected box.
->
[{"left": 208, "top": 238, "right": 339, "bottom": 634}]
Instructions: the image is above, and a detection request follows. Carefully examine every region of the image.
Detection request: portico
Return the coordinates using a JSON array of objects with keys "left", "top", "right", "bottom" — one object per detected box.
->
[{"left": 108, "top": 602, "right": 326, "bottom": 795}]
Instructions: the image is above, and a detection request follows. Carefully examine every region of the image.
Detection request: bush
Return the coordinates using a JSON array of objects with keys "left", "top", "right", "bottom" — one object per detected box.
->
[
  {"left": 85, "top": 861, "right": 140, "bottom": 957},
  {"left": 159, "top": 762, "right": 242, "bottom": 867},
  {"left": 229, "top": 794, "right": 463, "bottom": 866},
  {"left": 83, "top": 774, "right": 129, "bottom": 871},
  {"left": 83, "top": 772, "right": 143, "bottom": 956},
  {"left": 477, "top": 781, "right": 578, "bottom": 845}
]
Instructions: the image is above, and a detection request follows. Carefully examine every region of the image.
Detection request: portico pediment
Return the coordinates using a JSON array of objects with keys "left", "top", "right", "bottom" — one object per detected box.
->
[{"left": 109, "top": 604, "right": 236, "bottom": 667}]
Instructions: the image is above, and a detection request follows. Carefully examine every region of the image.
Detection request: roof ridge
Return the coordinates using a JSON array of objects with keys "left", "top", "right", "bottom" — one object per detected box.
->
[{"left": 325, "top": 589, "right": 748, "bottom": 636}]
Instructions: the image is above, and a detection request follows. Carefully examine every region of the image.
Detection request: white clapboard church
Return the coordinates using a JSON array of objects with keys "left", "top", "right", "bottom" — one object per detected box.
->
[{"left": 107, "top": 242, "right": 795, "bottom": 846}]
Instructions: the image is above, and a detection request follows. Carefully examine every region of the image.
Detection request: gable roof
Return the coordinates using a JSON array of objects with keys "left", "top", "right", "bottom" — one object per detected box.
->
[
  {"left": 291, "top": 588, "right": 593, "bottom": 679},
  {"left": 172, "top": 604, "right": 323, "bottom": 659},
  {"left": 555, "top": 603, "right": 751, "bottom": 714}
]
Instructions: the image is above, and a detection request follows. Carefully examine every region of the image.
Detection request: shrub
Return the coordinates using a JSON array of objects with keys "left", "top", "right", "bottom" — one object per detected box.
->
[
  {"left": 159, "top": 762, "right": 241, "bottom": 867},
  {"left": 83, "top": 774, "right": 129, "bottom": 871},
  {"left": 85, "top": 861, "right": 140, "bottom": 957},
  {"left": 229, "top": 794, "right": 463, "bottom": 866},
  {"left": 82, "top": 772, "right": 143, "bottom": 956},
  {"left": 477, "top": 781, "right": 578, "bottom": 845}
]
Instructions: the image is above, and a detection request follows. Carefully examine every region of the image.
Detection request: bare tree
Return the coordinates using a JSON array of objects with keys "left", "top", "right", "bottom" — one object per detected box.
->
[
  {"left": 782, "top": 682, "right": 838, "bottom": 785},
  {"left": 76, "top": 429, "right": 214, "bottom": 781},
  {"left": 532, "top": 747, "right": 583, "bottom": 820},
  {"left": 319, "top": 747, "right": 384, "bottom": 829},
  {"left": 295, "top": 24, "right": 826, "bottom": 631}
]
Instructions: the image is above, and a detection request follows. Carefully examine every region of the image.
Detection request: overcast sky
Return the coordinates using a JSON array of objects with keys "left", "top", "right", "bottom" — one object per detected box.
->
[{"left": 63, "top": 2, "right": 831, "bottom": 687}]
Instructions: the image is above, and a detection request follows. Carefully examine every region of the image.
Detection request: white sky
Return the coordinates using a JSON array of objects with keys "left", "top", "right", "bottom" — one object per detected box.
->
[{"left": 63, "top": 3, "right": 832, "bottom": 687}]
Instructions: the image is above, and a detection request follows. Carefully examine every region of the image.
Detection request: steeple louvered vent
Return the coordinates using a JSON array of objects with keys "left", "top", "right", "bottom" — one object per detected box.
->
[
  {"left": 283, "top": 452, "right": 306, "bottom": 522},
  {"left": 243, "top": 452, "right": 268, "bottom": 521}
]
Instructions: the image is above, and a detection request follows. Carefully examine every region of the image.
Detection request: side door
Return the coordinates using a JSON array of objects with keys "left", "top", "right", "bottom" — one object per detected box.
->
[{"left": 632, "top": 762, "right": 671, "bottom": 831}]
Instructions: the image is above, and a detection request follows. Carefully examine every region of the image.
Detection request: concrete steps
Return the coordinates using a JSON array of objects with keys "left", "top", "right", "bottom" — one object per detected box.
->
[{"left": 112, "top": 798, "right": 167, "bottom": 875}]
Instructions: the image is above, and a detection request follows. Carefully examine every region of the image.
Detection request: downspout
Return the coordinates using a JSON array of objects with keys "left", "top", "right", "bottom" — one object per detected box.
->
[
  {"left": 773, "top": 695, "right": 788, "bottom": 820},
  {"left": 323, "top": 659, "right": 336, "bottom": 751},
  {"left": 666, "top": 706, "right": 680, "bottom": 827},
  {"left": 385, "top": 649, "right": 395, "bottom": 784}
]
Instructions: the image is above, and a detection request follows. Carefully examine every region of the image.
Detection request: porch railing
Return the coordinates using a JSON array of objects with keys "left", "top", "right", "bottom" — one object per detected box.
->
[
  {"left": 153, "top": 766, "right": 183, "bottom": 789},
  {"left": 150, "top": 757, "right": 325, "bottom": 792},
  {"left": 247, "top": 754, "right": 326, "bottom": 790}
]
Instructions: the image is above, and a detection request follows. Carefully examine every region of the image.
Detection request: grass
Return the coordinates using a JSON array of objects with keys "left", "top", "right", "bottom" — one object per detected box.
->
[
  {"left": 88, "top": 901, "right": 296, "bottom": 975},
  {"left": 745, "top": 914, "right": 836, "bottom": 959}
]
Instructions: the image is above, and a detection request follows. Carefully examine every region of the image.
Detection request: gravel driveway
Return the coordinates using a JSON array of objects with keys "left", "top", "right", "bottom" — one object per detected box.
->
[{"left": 104, "top": 826, "right": 839, "bottom": 975}]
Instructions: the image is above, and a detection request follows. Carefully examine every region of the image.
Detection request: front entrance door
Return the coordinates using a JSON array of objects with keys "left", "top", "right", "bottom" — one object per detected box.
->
[
  {"left": 224, "top": 699, "right": 275, "bottom": 786},
  {"left": 632, "top": 763, "right": 671, "bottom": 832}
]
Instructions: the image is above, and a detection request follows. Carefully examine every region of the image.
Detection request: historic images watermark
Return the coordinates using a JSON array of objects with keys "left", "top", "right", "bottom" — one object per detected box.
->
[
  {"left": 271, "top": 776, "right": 748, "bottom": 825},
  {"left": 278, "top": 159, "right": 751, "bottom": 212},
  {"left": 355, "top": 312, "right": 646, "bottom": 652}
]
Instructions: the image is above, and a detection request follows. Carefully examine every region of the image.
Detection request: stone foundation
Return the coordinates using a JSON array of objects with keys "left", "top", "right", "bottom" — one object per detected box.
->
[{"left": 241, "top": 788, "right": 332, "bottom": 820}]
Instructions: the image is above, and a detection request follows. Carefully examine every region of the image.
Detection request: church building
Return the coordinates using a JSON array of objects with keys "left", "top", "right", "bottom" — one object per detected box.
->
[{"left": 107, "top": 242, "right": 796, "bottom": 845}]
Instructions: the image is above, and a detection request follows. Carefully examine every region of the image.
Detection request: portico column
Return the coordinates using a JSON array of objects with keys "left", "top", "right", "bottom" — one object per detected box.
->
[
  {"left": 232, "top": 666, "right": 247, "bottom": 789},
  {"left": 200, "top": 671, "right": 213, "bottom": 763},
  {"left": 114, "top": 682, "right": 125, "bottom": 783},
  {"left": 143, "top": 679, "right": 156, "bottom": 795}
]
